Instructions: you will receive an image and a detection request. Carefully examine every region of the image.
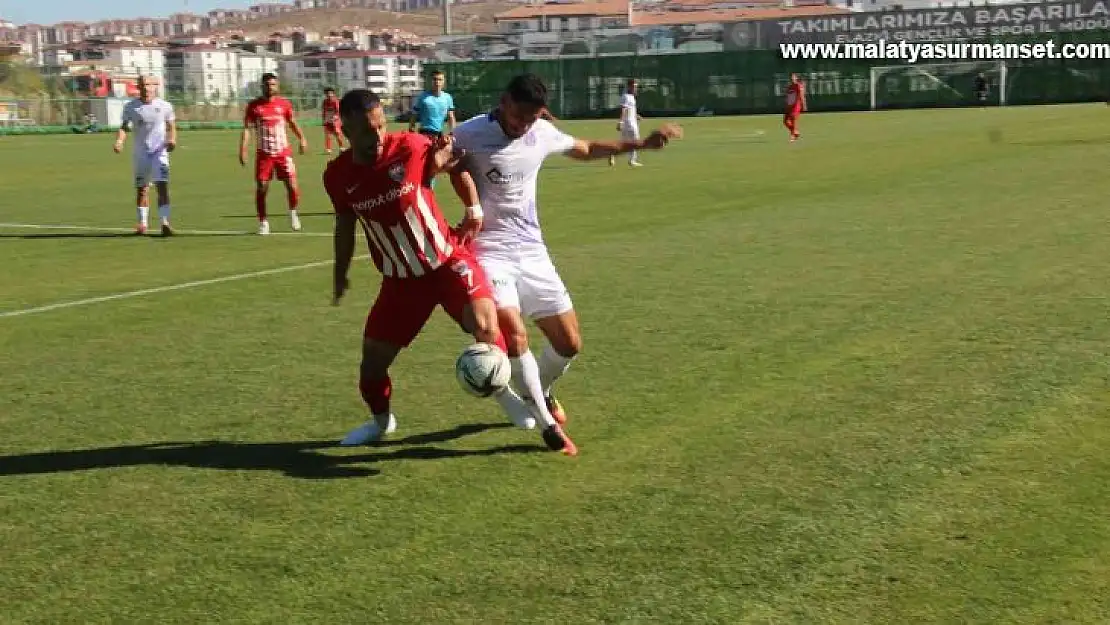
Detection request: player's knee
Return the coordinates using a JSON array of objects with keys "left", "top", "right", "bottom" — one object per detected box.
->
[
  {"left": 471, "top": 311, "right": 501, "bottom": 346},
  {"left": 360, "top": 341, "right": 397, "bottom": 379},
  {"left": 503, "top": 328, "right": 529, "bottom": 357},
  {"left": 552, "top": 330, "right": 581, "bottom": 358}
]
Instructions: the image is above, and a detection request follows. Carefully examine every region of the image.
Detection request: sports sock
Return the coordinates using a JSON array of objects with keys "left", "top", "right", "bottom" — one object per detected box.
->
[
  {"left": 255, "top": 189, "right": 267, "bottom": 221},
  {"left": 511, "top": 352, "right": 556, "bottom": 429},
  {"left": 287, "top": 185, "right": 300, "bottom": 211},
  {"left": 358, "top": 375, "right": 391, "bottom": 416},
  {"left": 137, "top": 206, "right": 149, "bottom": 225},
  {"left": 538, "top": 343, "right": 574, "bottom": 395},
  {"left": 158, "top": 204, "right": 171, "bottom": 223},
  {"left": 494, "top": 385, "right": 536, "bottom": 429}
]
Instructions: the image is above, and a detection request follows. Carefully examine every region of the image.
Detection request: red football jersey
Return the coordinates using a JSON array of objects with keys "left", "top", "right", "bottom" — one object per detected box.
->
[
  {"left": 244, "top": 96, "right": 295, "bottom": 157},
  {"left": 785, "top": 82, "right": 803, "bottom": 109},
  {"left": 322, "top": 97, "right": 340, "bottom": 125},
  {"left": 324, "top": 133, "right": 456, "bottom": 279}
]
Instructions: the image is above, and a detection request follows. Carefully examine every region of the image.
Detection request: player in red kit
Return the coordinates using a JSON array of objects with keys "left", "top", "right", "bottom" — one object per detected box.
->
[
  {"left": 239, "top": 73, "right": 308, "bottom": 235},
  {"left": 326, "top": 89, "right": 577, "bottom": 456},
  {"left": 321, "top": 87, "right": 344, "bottom": 154},
  {"left": 784, "top": 73, "right": 806, "bottom": 142}
]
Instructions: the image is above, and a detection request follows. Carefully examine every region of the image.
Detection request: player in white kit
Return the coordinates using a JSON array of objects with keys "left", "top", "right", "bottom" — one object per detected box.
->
[
  {"left": 610, "top": 78, "right": 642, "bottom": 167},
  {"left": 114, "top": 76, "right": 178, "bottom": 236},
  {"left": 449, "top": 73, "right": 682, "bottom": 434}
]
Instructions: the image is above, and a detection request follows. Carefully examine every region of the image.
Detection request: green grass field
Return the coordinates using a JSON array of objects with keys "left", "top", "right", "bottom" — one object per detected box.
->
[{"left": 2, "top": 105, "right": 1110, "bottom": 623}]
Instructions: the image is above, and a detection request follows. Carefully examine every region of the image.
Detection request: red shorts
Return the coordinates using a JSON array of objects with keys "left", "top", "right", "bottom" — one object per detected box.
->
[
  {"left": 324, "top": 121, "right": 342, "bottom": 134},
  {"left": 255, "top": 153, "right": 296, "bottom": 183},
  {"left": 364, "top": 250, "right": 494, "bottom": 348},
  {"left": 784, "top": 106, "right": 802, "bottom": 120}
]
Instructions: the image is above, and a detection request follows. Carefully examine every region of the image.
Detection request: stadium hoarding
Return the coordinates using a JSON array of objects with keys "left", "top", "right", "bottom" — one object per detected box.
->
[
  {"left": 732, "top": 0, "right": 1110, "bottom": 47},
  {"left": 433, "top": 0, "right": 1110, "bottom": 59}
]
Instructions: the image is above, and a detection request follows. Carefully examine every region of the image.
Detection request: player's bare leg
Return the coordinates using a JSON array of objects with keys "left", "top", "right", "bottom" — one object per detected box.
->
[
  {"left": 282, "top": 177, "right": 302, "bottom": 232},
  {"left": 534, "top": 309, "right": 581, "bottom": 425},
  {"left": 255, "top": 180, "right": 271, "bottom": 235},
  {"left": 324, "top": 129, "right": 333, "bottom": 155},
  {"left": 340, "top": 338, "right": 402, "bottom": 446},
  {"left": 155, "top": 181, "right": 173, "bottom": 236},
  {"left": 135, "top": 186, "right": 150, "bottom": 234},
  {"left": 453, "top": 298, "right": 538, "bottom": 431},
  {"left": 784, "top": 114, "right": 799, "bottom": 141},
  {"left": 496, "top": 305, "right": 577, "bottom": 455}
]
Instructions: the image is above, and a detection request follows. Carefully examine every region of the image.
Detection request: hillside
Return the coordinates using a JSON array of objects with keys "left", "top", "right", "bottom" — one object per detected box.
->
[{"left": 216, "top": 3, "right": 515, "bottom": 39}]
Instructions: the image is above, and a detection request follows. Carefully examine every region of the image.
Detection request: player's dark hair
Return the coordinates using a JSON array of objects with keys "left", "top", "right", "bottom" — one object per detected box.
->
[
  {"left": 339, "top": 89, "right": 382, "bottom": 117},
  {"left": 261, "top": 72, "right": 277, "bottom": 82},
  {"left": 324, "top": 87, "right": 335, "bottom": 93},
  {"left": 505, "top": 73, "right": 547, "bottom": 108}
]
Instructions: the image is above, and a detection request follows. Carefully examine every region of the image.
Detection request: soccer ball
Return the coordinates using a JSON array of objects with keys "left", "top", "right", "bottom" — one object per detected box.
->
[{"left": 455, "top": 343, "right": 511, "bottom": 398}]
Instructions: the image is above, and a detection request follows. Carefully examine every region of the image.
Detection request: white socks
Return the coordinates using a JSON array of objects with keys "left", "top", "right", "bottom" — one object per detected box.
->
[
  {"left": 494, "top": 386, "right": 536, "bottom": 430},
  {"left": 158, "top": 204, "right": 171, "bottom": 224},
  {"left": 538, "top": 344, "right": 574, "bottom": 395},
  {"left": 137, "top": 206, "right": 149, "bottom": 225},
  {"left": 510, "top": 352, "right": 557, "bottom": 429}
]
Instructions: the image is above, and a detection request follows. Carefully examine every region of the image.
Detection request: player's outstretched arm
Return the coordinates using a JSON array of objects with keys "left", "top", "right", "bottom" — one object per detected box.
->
[
  {"left": 166, "top": 118, "right": 178, "bottom": 152},
  {"left": 427, "top": 134, "right": 466, "bottom": 177},
  {"left": 113, "top": 125, "right": 128, "bottom": 153},
  {"left": 333, "top": 211, "right": 356, "bottom": 305},
  {"left": 565, "top": 123, "right": 683, "bottom": 161},
  {"left": 238, "top": 125, "right": 251, "bottom": 166},
  {"left": 448, "top": 168, "right": 483, "bottom": 245},
  {"left": 288, "top": 117, "right": 308, "bottom": 154}
]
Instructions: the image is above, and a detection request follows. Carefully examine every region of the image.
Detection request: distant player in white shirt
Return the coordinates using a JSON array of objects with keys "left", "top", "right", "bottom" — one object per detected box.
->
[
  {"left": 114, "top": 75, "right": 177, "bottom": 236},
  {"left": 610, "top": 78, "right": 643, "bottom": 167},
  {"left": 449, "top": 73, "right": 682, "bottom": 434}
]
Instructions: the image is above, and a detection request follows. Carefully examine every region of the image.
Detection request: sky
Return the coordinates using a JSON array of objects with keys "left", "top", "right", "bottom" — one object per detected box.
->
[{"left": 0, "top": 0, "right": 258, "bottom": 25}]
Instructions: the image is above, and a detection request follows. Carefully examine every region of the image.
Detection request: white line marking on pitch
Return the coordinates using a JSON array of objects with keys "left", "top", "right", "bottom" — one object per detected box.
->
[
  {"left": 0, "top": 255, "right": 369, "bottom": 319},
  {"left": 0, "top": 222, "right": 332, "bottom": 237}
]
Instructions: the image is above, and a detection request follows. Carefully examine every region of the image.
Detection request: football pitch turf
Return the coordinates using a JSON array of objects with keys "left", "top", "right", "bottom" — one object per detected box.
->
[{"left": 2, "top": 105, "right": 1110, "bottom": 623}]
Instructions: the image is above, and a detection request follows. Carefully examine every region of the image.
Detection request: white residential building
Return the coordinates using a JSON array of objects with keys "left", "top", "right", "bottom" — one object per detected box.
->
[
  {"left": 238, "top": 52, "right": 282, "bottom": 97},
  {"left": 165, "top": 44, "right": 281, "bottom": 103},
  {"left": 165, "top": 44, "right": 237, "bottom": 103},
  {"left": 282, "top": 51, "right": 422, "bottom": 102},
  {"left": 71, "top": 42, "right": 165, "bottom": 84}
]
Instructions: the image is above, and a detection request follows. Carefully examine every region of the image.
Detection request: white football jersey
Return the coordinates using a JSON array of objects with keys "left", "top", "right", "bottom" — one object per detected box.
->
[
  {"left": 122, "top": 98, "right": 174, "bottom": 155},
  {"left": 452, "top": 113, "right": 576, "bottom": 250},
  {"left": 620, "top": 92, "right": 638, "bottom": 128}
]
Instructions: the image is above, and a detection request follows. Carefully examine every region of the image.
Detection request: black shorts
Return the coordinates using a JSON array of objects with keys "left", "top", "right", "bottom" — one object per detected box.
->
[{"left": 976, "top": 91, "right": 988, "bottom": 102}]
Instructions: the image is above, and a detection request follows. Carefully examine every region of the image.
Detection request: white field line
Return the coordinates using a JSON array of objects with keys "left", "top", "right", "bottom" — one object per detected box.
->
[
  {"left": 0, "top": 222, "right": 332, "bottom": 237},
  {"left": 1, "top": 255, "right": 369, "bottom": 319}
]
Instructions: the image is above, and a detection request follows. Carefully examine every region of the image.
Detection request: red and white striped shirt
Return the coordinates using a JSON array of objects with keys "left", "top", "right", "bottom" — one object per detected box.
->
[
  {"left": 244, "top": 96, "right": 294, "bottom": 157},
  {"left": 324, "top": 133, "right": 455, "bottom": 278}
]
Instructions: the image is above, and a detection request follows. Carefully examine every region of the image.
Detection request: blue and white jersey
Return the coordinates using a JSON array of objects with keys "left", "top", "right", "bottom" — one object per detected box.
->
[{"left": 451, "top": 113, "right": 576, "bottom": 252}]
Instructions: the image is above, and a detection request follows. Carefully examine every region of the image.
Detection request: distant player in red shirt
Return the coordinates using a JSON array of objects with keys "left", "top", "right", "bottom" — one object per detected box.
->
[
  {"left": 239, "top": 73, "right": 308, "bottom": 235},
  {"left": 784, "top": 73, "right": 806, "bottom": 142},
  {"left": 321, "top": 87, "right": 344, "bottom": 154},
  {"left": 326, "top": 88, "right": 577, "bottom": 456}
]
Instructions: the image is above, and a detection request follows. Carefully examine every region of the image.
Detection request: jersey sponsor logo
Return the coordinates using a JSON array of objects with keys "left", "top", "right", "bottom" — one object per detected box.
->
[
  {"left": 350, "top": 181, "right": 416, "bottom": 212},
  {"left": 485, "top": 167, "right": 525, "bottom": 185},
  {"left": 523, "top": 131, "right": 537, "bottom": 147}
]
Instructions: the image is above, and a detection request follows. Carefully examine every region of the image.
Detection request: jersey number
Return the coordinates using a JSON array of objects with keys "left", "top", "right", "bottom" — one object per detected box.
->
[{"left": 452, "top": 260, "right": 475, "bottom": 290}]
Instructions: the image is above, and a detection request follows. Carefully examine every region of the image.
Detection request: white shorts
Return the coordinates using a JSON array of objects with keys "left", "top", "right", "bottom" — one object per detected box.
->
[
  {"left": 477, "top": 246, "right": 574, "bottom": 320},
  {"left": 621, "top": 124, "right": 640, "bottom": 141},
  {"left": 133, "top": 150, "right": 170, "bottom": 187}
]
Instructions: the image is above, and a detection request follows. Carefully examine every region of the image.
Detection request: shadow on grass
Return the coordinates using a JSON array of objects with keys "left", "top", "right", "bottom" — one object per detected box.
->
[{"left": 0, "top": 423, "right": 543, "bottom": 480}]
